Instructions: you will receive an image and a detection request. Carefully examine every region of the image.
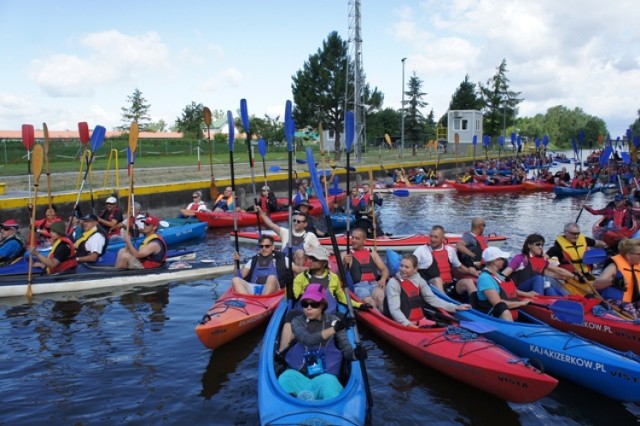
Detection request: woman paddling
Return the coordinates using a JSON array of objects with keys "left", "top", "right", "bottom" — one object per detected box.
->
[{"left": 593, "top": 238, "right": 640, "bottom": 318}]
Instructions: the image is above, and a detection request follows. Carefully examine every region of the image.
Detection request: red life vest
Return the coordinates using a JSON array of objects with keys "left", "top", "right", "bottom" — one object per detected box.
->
[
  {"left": 47, "top": 237, "right": 78, "bottom": 274},
  {"left": 489, "top": 272, "right": 519, "bottom": 320},
  {"left": 613, "top": 207, "right": 630, "bottom": 229},
  {"left": 351, "top": 249, "right": 378, "bottom": 282},
  {"left": 398, "top": 279, "right": 424, "bottom": 322},
  {"left": 431, "top": 247, "right": 453, "bottom": 283}
]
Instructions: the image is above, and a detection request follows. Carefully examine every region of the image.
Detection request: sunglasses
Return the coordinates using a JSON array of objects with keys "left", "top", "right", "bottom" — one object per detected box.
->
[
  {"left": 308, "top": 256, "right": 322, "bottom": 262},
  {"left": 192, "top": 195, "right": 199, "bottom": 198},
  {"left": 293, "top": 219, "right": 306, "bottom": 224},
  {"left": 301, "top": 300, "right": 322, "bottom": 309},
  {"left": 532, "top": 242, "right": 544, "bottom": 247},
  {"left": 259, "top": 244, "right": 273, "bottom": 248}
]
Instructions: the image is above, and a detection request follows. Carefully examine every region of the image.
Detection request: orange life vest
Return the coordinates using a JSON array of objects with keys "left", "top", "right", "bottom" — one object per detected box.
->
[
  {"left": 47, "top": 237, "right": 78, "bottom": 274},
  {"left": 610, "top": 254, "right": 640, "bottom": 303}
]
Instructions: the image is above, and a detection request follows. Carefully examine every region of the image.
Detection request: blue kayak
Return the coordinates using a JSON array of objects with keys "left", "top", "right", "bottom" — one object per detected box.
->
[
  {"left": 553, "top": 186, "right": 594, "bottom": 197},
  {"left": 329, "top": 212, "right": 355, "bottom": 232},
  {"left": 258, "top": 300, "right": 370, "bottom": 425},
  {"left": 434, "top": 289, "right": 640, "bottom": 402}
]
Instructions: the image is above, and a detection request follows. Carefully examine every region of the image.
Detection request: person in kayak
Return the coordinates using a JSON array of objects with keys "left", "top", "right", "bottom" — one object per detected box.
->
[
  {"left": 98, "top": 196, "right": 124, "bottom": 241},
  {"left": 293, "top": 200, "right": 326, "bottom": 237},
  {"left": 29, "top": 221, "right": 77, "bottom": 274},
  {"left": 592, "top": 238, "right": 640, "bottom": 318},
  {"left": 585, "top": 194, "right": 634, "bottom": 233},
  {"left": 180, "top": 190, "right": 208, "bottom": 217},
  {"left": 278, "top": 283, "right": 366, "bottom": 401},
  {"left": 501, "top": 233, "right": 573, "bottom": 296},
  {"left": 278, "top": 246, "right": 368, "bottom": 354},
  {"left": 546, "top": 222, "right": 607, "bottom": 279},
  {"left": 212, "top": 187, "right": 236, "bottom": 212},
  {"left": 0, "top": 219, "right": 26, "bottom": 266},
  {"left": 472, "top": 247, "right": 535, "bottom": 321},
  {"left": 114, "top": 216, "right": 167, "bottom": 269},
  {"left": 456, "top": 217, "right": 488, "bottom": 269},
  {"left": 257, "top": 206, "right": 319, "bottom": 267},
  {"left": 231, "top": 234, "right": 293, "bottom": 295},
  {"left": 385, "top": 253, "right": 470, "bottom": 327},
  {"left": 413, "top": 225, "right": 479, "bottom": 300},
  {"left": 246, "top": 185, "right": 279, "bottom": 213},
  {"left": 32, "top": 205, "right": 63, "bottom": 244},
  {"left": 74, "top": 214, "right": 108, "bottom": 264},
  {"left": 342, "top": 227, "right": 389, "bottom": 311}
]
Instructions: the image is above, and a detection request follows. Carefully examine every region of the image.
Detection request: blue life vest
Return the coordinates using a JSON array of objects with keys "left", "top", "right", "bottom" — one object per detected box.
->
[
  {"left": 250, "top": 254, "right": 278, "bottom": 284},
  {"left": 284, "top": 316, "right": 344, "bottom": 377}
]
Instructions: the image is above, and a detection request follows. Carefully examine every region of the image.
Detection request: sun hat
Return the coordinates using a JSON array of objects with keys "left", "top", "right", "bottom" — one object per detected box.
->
[
  {"left": 142, "top": 216, "right": 159, "bottom": 227},
  {"left": 296, "top": 199, "right": 313, "bottom": 210},
  {"left": 305, "top": 245, "right": 329, "bottom": 262},
  {"left": 300, "top": 283, "right": 328, "bottom": 302},
  {"left": 482, "top": 246, "right": 511, "bottom": 263},
  {"left": 1, "top": 219, "right": 19, "bottom": 229},
  {"left": 261, "top": 185, "right": 270, "bottom": 191},
  {"left": 106, "top": 196, "right": 117, "bottom": 204},
  {"left": 79, "top": 213, "right": 99, "bottom": 222},
  {"left": 49, "top": 221, "right": 66, "bottom": 235}
]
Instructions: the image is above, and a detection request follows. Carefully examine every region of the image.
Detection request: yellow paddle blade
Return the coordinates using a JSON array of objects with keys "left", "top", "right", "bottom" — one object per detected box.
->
[
  {"left": 32, "top": 144, "right": 44, "bottom": 184},
  {"left": 203, "top": 106, "right": 212, "bottom": 127},
  {"left": 129, "top": 121, "right": 139, "bottom": 153}
]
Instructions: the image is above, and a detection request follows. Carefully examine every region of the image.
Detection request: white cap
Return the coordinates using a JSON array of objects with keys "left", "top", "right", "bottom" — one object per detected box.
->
[
  {"left": 106, "top": 196, "right": 117, "bottom": 204},
  {"left": 482, "top": 246, "right": 511, "bottom": 263},
  {"left": 305, "top": 245, "right": 329, "bottom": 262}
]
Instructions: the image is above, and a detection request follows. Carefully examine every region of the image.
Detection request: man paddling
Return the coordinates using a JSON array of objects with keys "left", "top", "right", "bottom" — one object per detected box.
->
[
  {"left": 115, "top": 216, "right": 167, "bottom": 269},
  {"left": 29, "top": 221, "right": 77, "bottom": 274},
  {"left": 0, "top": 220, "right": 26, "bottom": 266},
  {"left": 413, "top": 225, "right": 479, "bottom": 299},
  {"left": 74, "top": 214, "right": 107, "bottom": 264},
  {"left": 546, "top": 222, "right": 606, "bottom": 279}
]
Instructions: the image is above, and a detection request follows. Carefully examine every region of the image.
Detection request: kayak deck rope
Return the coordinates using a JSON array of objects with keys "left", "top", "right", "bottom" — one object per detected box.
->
[
  {"left": 198, "top": 297, "right": 273, "bottom": 324},
  {"left": 418, "top": 326, "right": 503, "bottom": 358},
  {"left": 592, "top": 304, "right": 640, "bottom": 324}
]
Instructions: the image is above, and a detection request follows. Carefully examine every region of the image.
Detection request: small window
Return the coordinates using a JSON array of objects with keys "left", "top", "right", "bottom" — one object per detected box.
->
[
  {"left": 453, "top": 118, "right": 461, "bottom": 130},
  {"left": 461, "top": 119, "right": 468, "bottom": 130}
]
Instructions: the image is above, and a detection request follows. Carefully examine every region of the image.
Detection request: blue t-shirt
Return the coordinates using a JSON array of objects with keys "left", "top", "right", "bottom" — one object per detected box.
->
[{"left": 476, "top": 271, "right": 502, "bottom": 301}]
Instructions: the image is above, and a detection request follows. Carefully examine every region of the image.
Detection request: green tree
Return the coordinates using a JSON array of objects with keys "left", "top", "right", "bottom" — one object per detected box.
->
[
  {"left": 630, "top": 109, "right": 640, "bottom": 140},
  {"left": 478, "top": 59, "right": 522, "bottom": 139},
  {"left": 119, "top": 88, "right": 152, "bottom": 131},
  {"left": 404, "top": 72, "right": 428, "bottom": 147},
  {"left": 291, "top": 31, "right": 383, "bottom": 159},
  {"left": 146, "top": 119, "right": 167, "bottom": 132},
  {"left": 174, "top": 101, "right": 205, "bottom": 139},
  {"left": 449, "top": 74, "right": 484, "bottom": 111},
  {"left": 365, "top": 107, "right": 402, "bottom": 146},
  {"left": 252, "top": 114, "right": 285, "bottom": 145},
  {"left": 424, "top": 109, "right": 436, "bottom": 143}
]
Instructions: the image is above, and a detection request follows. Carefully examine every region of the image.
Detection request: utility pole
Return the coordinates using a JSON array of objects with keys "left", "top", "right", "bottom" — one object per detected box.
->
[{"left": 401, "top": 57, "right": 406, "bottom": 157}]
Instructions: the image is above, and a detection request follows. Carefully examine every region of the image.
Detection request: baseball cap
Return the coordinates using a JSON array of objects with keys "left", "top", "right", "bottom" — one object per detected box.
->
[
  {"left": 261, "top": 185, "right": 270, "bottom": 191},
  {"left": 482, "top": 246, "right": 511, "bottom": 263},
  {"left": 296, "top": 199, "right": 313, "bottom": 210},
  {"left": 106, "top": 196, "right": 117, "bottom": 204},
  {"left": 1, "top": 219, "right": 19, "bottom": 229},
  {"left": 80, "top": 213, "right": 99, "bottom": 221},
  {"left": 614, "top": 194, "right": 624, "bottom": 202},
  {"left": 300, "top": 283, "right": 327, "bottom": 302},
  {"left": 142, "top": 216, "right": 159, "bottom": 227},
  {"left": 49, "top": 221, "right": 67, "bottom": 235}
]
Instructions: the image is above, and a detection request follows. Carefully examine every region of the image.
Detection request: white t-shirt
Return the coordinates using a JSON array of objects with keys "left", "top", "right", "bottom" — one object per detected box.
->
[
  {"left": 84, "top": 227, "right": 106, "bottom": 254},
  {"left": 278, "top": 227, "right": 320, "bottom": 251},
  {"left": 412, "top": 244, "right": 461, "bottom": 270}
]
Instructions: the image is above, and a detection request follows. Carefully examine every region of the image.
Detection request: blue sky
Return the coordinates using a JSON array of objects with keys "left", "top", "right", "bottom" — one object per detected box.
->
[{"left": 1, "top": 0, "right": 638, "bottom": 137}]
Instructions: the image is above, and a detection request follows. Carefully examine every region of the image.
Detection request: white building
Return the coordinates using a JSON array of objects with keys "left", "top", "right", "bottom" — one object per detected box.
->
[{"left": 447, "top": 110, "right": 483, "bottom": 145}]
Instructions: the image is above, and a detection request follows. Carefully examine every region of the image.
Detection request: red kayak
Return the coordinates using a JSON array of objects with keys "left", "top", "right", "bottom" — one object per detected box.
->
[
  {"left": 520, "top": 295, "right": 640, "bottom": 354},
  {"left": 592, "top": 216, "right": 639, "bottom": 247},
  {"left": 195, "top": 287, "right": 284, "bottom": 350},
  {"left": 449, "top": 181, "right": 526, "bottom": 193},
  {"left": 196, "top": 194, "right": 346, "bottom": 228},
  {"left": 233, "top": 230, "right": 507, "bottom": 252},
  {"left": 353, "top": 296, "right": 558, "bottom": 402},
  {"left": 522, "top": 180, "right": 555, "bottom": 191}
]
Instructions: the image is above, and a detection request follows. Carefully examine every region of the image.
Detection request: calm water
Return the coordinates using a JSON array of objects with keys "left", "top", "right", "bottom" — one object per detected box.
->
[{"left": 2, "top": 175, "right": 640, "bottom": 425}]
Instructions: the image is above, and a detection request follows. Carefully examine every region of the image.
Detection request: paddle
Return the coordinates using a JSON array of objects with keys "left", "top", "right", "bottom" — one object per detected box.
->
[
  {"left": 582, "top": 248, "right": 608, "bottom": 265},
  {"left": 575, "top": 145, "right": 612, "bottom": 223},
  {"left": 368, "top": 169, "right": 377, "bottom": 251},
  {"left": 258, "top": 138, "right": 268, "bottom": 187},
  {"left": 319, "top": 123, "right": 329, "bottom": 200},
  {"left": 527, "top": 299, "right": 584, "bottom": 324},
  {"left": 345, "top": 111, "right": 355, "bottom": 253},
  {"left": 126, "top": 122, "right": 139, "bottom": 236},
  {"left": 43, "top": 123, "right": 53, "bottom": 208},
  {"left": 305, "top": 146, "right": 373, "bottom": 414},
  {"left": 21, "top": 124, "right": 35, "bottom": 201},
  {"left": 69, "top": 126, "right": 106, "bottom": 228},
  {"left": 27, "top": 144, "right": 44, "bottom": 298},
  {"left": 393, "top": 189, "right": 410, "bottom": 197},
  {"left": 227, "top": 110, "right": 240, "bottom": 275},
  {"left": 284, "top": 100, "right": 295, "bottom": 304},
  {"left": 240, "top": 99, "right": 261, "bottom": 233},
  {"left": 203, "top": 106, "right": 219, "bottom": 200},
  {"left": 422, "top": 307, "right": 496, "bottom": 333}
]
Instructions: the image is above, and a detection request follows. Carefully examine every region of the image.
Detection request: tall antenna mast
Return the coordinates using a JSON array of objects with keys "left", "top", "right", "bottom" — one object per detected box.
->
[{"left": 347, "top": 0, "right": 365, "bottom": 162}]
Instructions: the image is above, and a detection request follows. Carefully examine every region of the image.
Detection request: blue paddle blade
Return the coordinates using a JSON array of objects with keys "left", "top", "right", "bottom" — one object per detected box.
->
[
  {"left": 548, "top": 300, "right": 584, "bottom": 324},
  {"left": 306, "top": 147, "right": 330, "bottom": 215},
  {"left": 295, "top": 158, "right": 307, "bottom": 164},
  {"left": 269, "top": 165, "right": 281, "bottom": 173},
  {"left": 327, "top": 188, "right": 344, "bottom": 195},
  {"left": 543, "top": 135, "right": 549, "bottom": 147},
  {"left": 227, "top": 111, "right": 235, "bottom": 150},
  {"left": 90, "top": 125, "right": 106, "bottom": 152},
  {"left": 599, "top": 146, "right": 612, "bottom": 167},
  {"left": 385, "top": 249, "right": 401, "bottom": 276},
  {"left": 240, "top": 98, "right": 250, "bottom": 134},
  {"left": 258, "top": 138, "right": 266, "bottom": 158},
  {"left": 498, "top": 135, "right": 505, "bottom": 147},
  {"left": 472, "top": 135, "right": 478, "bottom": 146},
  {"left": 571, "top": 139, "right": 577, "bottom": 155},
  {"left": 627, "top": 128, "right": 632, "bottom": 142},
  {"left": 517, "top": 135, "right": 522, "bottom": 147},
  {"left": 582, "top": 248, "right": 608, "bottom": 265},
  {"left": 284, "top": 100, "right": 293, "bottom": 152},
  {"left": 393, "top": 189, "right": 410, "bottom": 197},
  {"left": 536, "top": 137, "right": 541, "bottom": 148},
  {"left": 459, "top": 320, "right": 496, "bottom": 334},
  {"left": 510, "top": 132, "right": 516, "bottom": 144},
  {"left": 579, "top": 129, "right": 584, "bottom": 145},
  {"left": 127, "top": 146, "right": 136, "bottom": 164},
  {"left": 634, "top": 136, "right": 639, "bottom": 149},
  {"left": 345, "top": 111, "right": 354, "bottom": 151},
  {"left": 483, "top": 135, "right": 490, "bottom": 147},
  {"left": 622, "top": 152, "right": 630, "bottom": 164}
]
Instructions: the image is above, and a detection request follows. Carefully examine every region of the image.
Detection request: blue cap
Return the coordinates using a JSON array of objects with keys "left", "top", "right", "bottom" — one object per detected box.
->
[{"left": 614, "top": 194, "right": 624, "bottom": 202}]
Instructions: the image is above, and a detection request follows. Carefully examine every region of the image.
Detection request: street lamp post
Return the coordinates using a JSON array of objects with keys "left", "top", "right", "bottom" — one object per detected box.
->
[{"left": 401, "top": 57, "right": 406, "bottom": 157}]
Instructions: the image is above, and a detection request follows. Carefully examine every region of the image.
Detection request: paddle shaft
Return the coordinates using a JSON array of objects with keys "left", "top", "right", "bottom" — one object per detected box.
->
[
  {"left": 229, "top": 148, "right": 240, "bottom": 273},
  {"left": 575, "top": 167, "right": 604, "bottom": 223},
  {"left": 368, "top": 169, "right": 377, "bottom": 250},
  {"left": 27, "top": 144, "right": 44, "bottom": 298}
]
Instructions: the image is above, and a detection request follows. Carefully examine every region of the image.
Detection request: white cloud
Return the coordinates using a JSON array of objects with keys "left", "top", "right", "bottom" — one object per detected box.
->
[
  {"left": 201, "top": 68, "right": 243, "bottom": 91},
  {"left": 29, "top": 30, "right": 170, "bottom": 98}
]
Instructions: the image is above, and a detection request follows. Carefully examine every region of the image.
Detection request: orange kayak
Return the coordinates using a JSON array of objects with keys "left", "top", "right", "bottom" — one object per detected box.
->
[{"left": 195, "top": 287, "right": 284, "bottom": 350}]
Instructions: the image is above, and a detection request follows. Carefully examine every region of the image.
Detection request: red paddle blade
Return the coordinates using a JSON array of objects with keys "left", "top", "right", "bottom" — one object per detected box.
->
[
  {"left": 21, "top": 124, "right": 35, "bottom": 150},
  {"left": 78, "top": 122, "right": 90, "bottom": 145}
]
